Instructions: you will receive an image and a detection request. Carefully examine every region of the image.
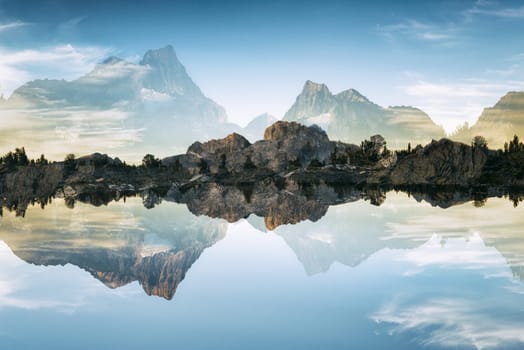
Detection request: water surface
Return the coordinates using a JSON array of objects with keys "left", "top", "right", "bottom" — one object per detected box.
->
[{"left": 0, "top": 191, "right": 523, "bottom": 350}]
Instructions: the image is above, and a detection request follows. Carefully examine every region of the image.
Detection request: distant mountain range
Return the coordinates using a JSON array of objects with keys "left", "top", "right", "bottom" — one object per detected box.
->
[
  {"left": 284, "top": 80, "right": 445, "bottom": 149},
  {"left": 452, "top": 91, "right": 524, "bottom": 148},
  {"left": 283, "top": 81, "right": 524, "bottom": 149},
  {"left": 0, "top": 45, "right": 523, "bottom": 160},
  {"left": 0, "top": 46, "right": 245, "bottom": 161}
]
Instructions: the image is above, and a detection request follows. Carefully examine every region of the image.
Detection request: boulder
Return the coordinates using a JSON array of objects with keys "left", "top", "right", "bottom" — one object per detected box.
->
[
  {"left": 262, "top": 121, "right": 333, "bottom": 169},
  {"left": 389, "top": 138, "right": 488, "bottom": 185},
  {"left": 187, "top": 133, "right": 251, "bottom": 157}
]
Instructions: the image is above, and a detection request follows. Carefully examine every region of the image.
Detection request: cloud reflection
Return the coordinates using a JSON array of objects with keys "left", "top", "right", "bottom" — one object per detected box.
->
[
  {"left": 372, "top": 234, "right": 524, "bottom": 350},
  {"left": 373, "top": 297, "right": 524, "bottom": 350}
]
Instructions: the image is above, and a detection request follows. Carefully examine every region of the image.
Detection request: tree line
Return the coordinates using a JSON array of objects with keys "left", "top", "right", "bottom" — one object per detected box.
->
[{"left": 0, "top": 147, "right": 49, "bottom": 169}]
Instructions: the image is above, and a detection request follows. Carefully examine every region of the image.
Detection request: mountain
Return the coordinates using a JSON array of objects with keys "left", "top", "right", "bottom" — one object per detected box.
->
[
  {"left": 0, "top": 45, "right": 233, "bottom": 161},
  {"left": 7, "top": 45, "right": 226, "bottom": 121},
  {"left": 453, "top": 91, "right": 524, "bottom": 148},
  {"left": 283, "top": 80, "right": 445, "bottom": 148}
]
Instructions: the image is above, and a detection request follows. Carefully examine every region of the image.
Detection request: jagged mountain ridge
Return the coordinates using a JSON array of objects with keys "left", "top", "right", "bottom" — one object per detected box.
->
[
  {"left": 0, "top": 45, "right": 234, "bottom": 161},
  {"left": 2, "top": 45, "right": 522, "bottom": 158},
  {"left": 7, "top": 45, "right": 224, "bottom": 117},
  {"left": 283, "top": 80, "right": 446, "bottom": 148}
]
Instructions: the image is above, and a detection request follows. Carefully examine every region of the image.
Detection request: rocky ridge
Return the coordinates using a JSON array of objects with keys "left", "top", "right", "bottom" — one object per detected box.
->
[{"left": 1, "top": 120, "right": 523, "bottom": 220}]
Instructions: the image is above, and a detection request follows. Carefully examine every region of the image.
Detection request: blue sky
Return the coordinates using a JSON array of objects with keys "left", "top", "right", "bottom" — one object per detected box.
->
[{"left": 1, "top": 0, "right": 524, "bottom": 131}]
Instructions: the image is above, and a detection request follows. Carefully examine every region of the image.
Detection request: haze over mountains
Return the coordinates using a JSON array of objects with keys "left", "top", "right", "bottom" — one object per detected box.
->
[
  {"left": 283, "top": 80, "right": 446, "bottom": 149},
  {"left": 453, "top": 92, "right": 524, "bottom": 148},
  {"left": 0, "top": 45, "right": 240, "bottom": 161},
  {"left": 0, "top": 44, "right": 523, "bottom": 160}
]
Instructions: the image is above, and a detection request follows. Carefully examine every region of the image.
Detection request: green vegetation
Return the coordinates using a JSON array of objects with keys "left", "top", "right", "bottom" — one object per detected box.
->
[
  {"left": 142, "top": 154, "right": 161, "bottom": 168},
  {"left": 472, "top": 135, "right": 488, "bottom": 149},
  {"left": 504, "top": 134, "right": 524, "bottom": 154},
  {"left": 481, "top": 134, "right": 524, "bottom": 184},
  {"left": 0, "top": 148, "right": 50, "bottom": 172},
  {"left": 0, "top": 147, "right": 29, "bottom": 169}
]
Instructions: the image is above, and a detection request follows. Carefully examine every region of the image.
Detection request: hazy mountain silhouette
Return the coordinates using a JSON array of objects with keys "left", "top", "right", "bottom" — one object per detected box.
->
[
  {"left": 453, "top": 91, "right": 524, "bottom": 148},
  {"left": 2, "top": 47, "right": 523, "bottom": 159},
  {"left": 241, "top": 113, "right": 278, "bottom": 142},
  {"left": 283, "top": 80, "right": 445, "bottom": 148},
  {"left": 0, "top": 46, "right": 243, "bottom": 161}
]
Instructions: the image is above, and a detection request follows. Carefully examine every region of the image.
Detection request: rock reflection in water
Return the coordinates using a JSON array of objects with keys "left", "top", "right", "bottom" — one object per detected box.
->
[{"left": 0, "top": 179, "right": 523, "bottom": 300}]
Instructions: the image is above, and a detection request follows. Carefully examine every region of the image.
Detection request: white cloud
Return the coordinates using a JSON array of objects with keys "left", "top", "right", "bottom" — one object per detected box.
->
[
  {"left": 0, "top": 44, "right": 112, "bottom": 97},
  {"left": 371, "top": 229, "right": 524, "bottom": 350},
  {"left": 79, "top": 59, "right": 148, "bottom": 85},
  {"left": 372, "top": 297, "right": 524, "bottom": 349},
  {"left": 465, "top": 2, "right": 524, "bottom": 19},
  {"left": 378, "top": 20, "right": 457, "bottom": 45},
  {"left": 0, "top": 21, "right": 29, "bottom": 32}
]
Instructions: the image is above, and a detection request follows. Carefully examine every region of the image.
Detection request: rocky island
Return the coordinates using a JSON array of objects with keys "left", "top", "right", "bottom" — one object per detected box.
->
[{"left": 1, "top": 121, "right": 524, "bottom": 219}]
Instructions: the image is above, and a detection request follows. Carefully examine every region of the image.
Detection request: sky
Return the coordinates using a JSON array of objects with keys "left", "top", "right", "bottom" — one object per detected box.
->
[{"left": 0, "top": 0, "right": 524, "bottom": 132}]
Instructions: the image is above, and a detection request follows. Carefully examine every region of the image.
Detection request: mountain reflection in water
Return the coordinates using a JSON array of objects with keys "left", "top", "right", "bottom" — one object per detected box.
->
[
  {"left": 1, "top": 182, "right": 523, "bottom": 299},
  {"left": 0, "top": 183, "right": 523, "bottom": 350}
]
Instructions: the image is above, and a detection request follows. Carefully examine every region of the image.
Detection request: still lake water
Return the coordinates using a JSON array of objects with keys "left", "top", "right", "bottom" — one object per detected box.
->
[{"left": 0, "top": 191, "right": 523, "bottom": 350}]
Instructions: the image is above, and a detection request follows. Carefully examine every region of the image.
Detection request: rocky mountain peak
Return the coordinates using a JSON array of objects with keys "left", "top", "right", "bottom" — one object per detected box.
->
[
  {"left": 139, "top": 45, "right": 203, "bottom": 97},
  {"left": 301, "top": 80, "right": 331, "bottom": 96},
  {"left": 335, "top": 88, "right": 370, "bottom": 103},
  {"left": 141, "top": 45, "right": 178, "bottom": 65}
]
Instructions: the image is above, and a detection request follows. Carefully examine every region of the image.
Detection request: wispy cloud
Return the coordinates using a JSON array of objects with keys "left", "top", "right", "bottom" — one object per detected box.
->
[
  {"left": 371, "top": 230, "right": 524, "bottom": 350},
  {"left": 0, "top": 107, "right": 144, "bottom": 161},
  {"left": 0, "top": 44, "right": 112, "bottom": 96},
  {"left": 372, "top": 297, "right": 524, "bottom": 349},
  {"left": 378, "top": 20, "right": 457, "bottom": 45},
  {"left": 0, "top": 21, "right": 29, "bottom": 33},
  {"left": 79, "top": 59, "right": 148, "bottom": 85},
  {"left": 465, "top": 1, "right": 524, "bottom": 19}
]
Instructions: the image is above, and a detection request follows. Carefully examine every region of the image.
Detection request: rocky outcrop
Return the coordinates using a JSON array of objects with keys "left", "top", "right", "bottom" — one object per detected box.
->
[
  {"left": 2, "top": 120, "right": 523, "bottom": 219},
  {"left": 180, "top": 121, "right": 336, "bottom": 174},
  {"left": 188, "top": 133, "right": 251, "bottom": 156},
  {"left": 389, "top": 139, "right": 489, "bottom": 186},
  {"left": 0, "top": 164, "right": 63, "bottom": 216},
  {"left": 185, "top": 133, "right": 252, "bottom": 173},
  {"left": 255, "top": 121, "right": 333, "bottom": 170}
]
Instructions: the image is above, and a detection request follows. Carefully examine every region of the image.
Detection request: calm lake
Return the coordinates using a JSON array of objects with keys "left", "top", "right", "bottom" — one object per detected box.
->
[{"left": 0, "top": 191, "right": 523, "bottom": 350}]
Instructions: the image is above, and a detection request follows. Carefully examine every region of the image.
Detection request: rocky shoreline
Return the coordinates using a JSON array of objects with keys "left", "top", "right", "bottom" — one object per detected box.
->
[{"left": 1, "top": 121, "right": 524, "bottom": 217}]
